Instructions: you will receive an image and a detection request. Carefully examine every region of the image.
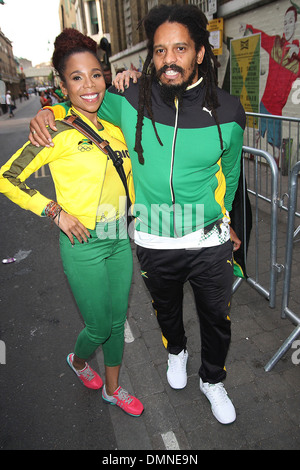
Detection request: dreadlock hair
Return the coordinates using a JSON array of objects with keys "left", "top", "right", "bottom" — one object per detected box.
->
[
  {"left": 135, "top": 4, "right": 223, "bottom": 164},
  {"left": 52, "top": 28, "right": 100, "bottom": 82}
]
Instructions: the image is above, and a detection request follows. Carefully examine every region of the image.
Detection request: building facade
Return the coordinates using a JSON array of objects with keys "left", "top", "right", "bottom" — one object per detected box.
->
[
  {"left": 107, "top": 0, "right": 300, "bottom": 131},
  {"left": 59, "top": 0, "right": 106, "bottom": 60},
  {"left": 58, "top": 0, "right": 300, "bottom": 128},
  {"left": 0, "top": 29, "right": 20, "bottom": 101}
]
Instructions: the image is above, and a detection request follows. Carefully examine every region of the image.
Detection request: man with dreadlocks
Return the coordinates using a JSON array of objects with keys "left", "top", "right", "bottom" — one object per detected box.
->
[{"left": 29, "top": 4, "right": 245, "bottom": 425}]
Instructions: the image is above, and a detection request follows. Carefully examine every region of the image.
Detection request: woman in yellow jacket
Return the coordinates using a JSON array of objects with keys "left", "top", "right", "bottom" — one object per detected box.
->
[{"left": 0, "top": 29, "right": 143, "bottom": 417}]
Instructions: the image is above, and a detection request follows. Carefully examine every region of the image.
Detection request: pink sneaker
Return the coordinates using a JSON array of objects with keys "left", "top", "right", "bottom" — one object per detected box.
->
[
  {"left": 67, "top": 353, "right": 103, "bottom": 390},
  {"left": 102, "top": 385, "right": 144, "bottom": 417}
]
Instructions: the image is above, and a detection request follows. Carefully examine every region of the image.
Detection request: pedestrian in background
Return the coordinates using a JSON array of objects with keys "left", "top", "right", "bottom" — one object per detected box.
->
[
  {"left": 102, "top": 63, "right": 113, "bottom": 89},
  {"left": 0, "top": 28, "right": 143, "bottom": 418},
  {"left": 5, "top": 90, "right": 14, "bottom": 118},
  {"left": 39, "top": 90, "right": 51, "bottom": 108}
]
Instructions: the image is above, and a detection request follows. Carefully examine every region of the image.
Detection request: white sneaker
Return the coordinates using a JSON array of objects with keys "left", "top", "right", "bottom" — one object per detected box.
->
[
  {"left": 200, "top": 378, "right": 236, "bottom": 424},
  {"left": 167, "top": 349, "right": 188, "bottom": 389}
]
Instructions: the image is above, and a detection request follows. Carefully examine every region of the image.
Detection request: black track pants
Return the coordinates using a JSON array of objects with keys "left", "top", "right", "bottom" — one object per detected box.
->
[{"left": 136, "top": 240, "right": 233, "bottom": 384}]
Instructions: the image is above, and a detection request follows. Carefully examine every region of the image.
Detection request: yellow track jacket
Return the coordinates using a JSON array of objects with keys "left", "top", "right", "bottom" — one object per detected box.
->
[{"left": 0, "top": 108, "right": 133, "bottom": 230}]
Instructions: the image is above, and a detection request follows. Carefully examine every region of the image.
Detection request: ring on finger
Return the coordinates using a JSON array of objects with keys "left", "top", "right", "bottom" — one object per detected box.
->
[{"left": 32, "top": 130, "right": 36, "bottom": 135}]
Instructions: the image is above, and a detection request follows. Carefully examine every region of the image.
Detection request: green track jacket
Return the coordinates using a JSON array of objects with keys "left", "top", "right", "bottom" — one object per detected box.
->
[
  {"left": 52, "top": 78, "right": 245, "bottom": 237},
  {"left": 0, "top": 108, "right": 132, "bottom": 229}
]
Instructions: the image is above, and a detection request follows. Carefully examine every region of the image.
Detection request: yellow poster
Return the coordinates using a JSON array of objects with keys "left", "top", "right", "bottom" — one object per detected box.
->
[
  {"left": 207, "top": 18, "right": 223, "bottom": 56},
  {"left": 230, "top": 34, "right": 261, "bottom": 127}
]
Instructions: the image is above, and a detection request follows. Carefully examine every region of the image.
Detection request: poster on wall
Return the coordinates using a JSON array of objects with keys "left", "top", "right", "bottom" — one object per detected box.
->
[
  {"left": 237, "top": 3, "right": 300, "bottom": 166},
  {"left": 207, "top": 18, "right": 223, "bottom": 56},
  {"left": 230, "top": 34, "right": 260, "bottom": 127}
]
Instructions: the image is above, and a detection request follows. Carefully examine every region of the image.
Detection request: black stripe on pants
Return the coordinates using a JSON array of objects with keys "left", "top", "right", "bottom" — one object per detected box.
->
[{"left": 136, "top": 240, "right": 233, "bottom": 384}]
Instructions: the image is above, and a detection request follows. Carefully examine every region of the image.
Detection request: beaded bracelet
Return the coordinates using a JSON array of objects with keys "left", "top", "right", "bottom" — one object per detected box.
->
[{"left": 45, "top": 201, "right": 62, "bottom": 221}]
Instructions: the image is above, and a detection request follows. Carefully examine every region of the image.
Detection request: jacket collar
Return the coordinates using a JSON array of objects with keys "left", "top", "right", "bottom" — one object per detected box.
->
[
  {"left": 152, "top": 75, "right": 205, "bottom": 109},
  {"left": 68, "top": 106, "right": 104, "bottom": 131},
  {"left": 186, "top": 76, "right": 203, "bottom": 91}
]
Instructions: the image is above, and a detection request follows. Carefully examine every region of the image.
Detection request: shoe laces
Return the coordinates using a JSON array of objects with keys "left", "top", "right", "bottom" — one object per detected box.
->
[
  {"left": 168, "top": 351, "right": 187, "bottom": 372},
  {"left": 115, "top": 388, "right": 133, "bottom": 404},
  {"left": 206, "top": 383, "right": 229, "bottom": 406},
  {"left": 78, "top": 365, "right": 95, "bottom": 382}
]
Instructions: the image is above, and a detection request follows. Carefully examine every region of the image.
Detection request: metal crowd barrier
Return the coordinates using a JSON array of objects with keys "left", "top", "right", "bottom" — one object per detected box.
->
[
  {"left": 265, "top": 161, "right": 300, "bottom": 371},
  {"left": 245, "top": 112, "right": 300, "bottom": 221},
  {"left": 232, "top": 119, "right": 300, "bottom": 370},
  {"left": 232, "top": 146, "right": 279, "bottom": 309},
  {"left": 245, "top": 112, "right": 300, "bottom": 172}
]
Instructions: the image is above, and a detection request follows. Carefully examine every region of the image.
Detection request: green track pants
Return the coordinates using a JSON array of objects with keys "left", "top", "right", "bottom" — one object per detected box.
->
[{"left": 59, "top": 220, "right": 133, "bottom": 367}]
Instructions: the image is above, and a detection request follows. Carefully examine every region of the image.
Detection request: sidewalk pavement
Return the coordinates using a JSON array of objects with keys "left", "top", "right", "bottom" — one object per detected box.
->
[
  {"left": 103, "top": 208, "right": 300, "bottom": 451},
  {"left": 0, "top": 96, "right": 32, "bottom": 120}
]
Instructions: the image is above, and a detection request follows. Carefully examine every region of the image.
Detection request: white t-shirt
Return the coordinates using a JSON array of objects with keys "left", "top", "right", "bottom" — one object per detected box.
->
[{"left": 134, "top": 212, "right": 231, "bottom": 249}]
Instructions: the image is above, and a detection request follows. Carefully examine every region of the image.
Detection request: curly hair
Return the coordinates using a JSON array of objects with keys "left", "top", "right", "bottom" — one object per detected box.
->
[
  {"left": 52, "top": 28, "right": 99, "bottom": 81},
  {"left": 135, "top": 4, "right": 223, "bottom": 164}
]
